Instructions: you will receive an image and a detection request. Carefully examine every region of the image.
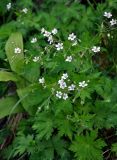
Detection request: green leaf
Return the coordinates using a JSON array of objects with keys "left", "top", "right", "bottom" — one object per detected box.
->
[
  {"left": 13, "top": 132, "right": 35, "bottom": 157},
  {"left": 30, "top": 139, "right": 54, "bottom": 160},
  {"left": 70, "top": 131, "right": 106, "bottom": 160},
  {"left": 0, "top": 22, "right": 17, "bottom": 39},
  {"left": 53, "top": 100, "right": 73, "bottom": 115},
  {"left": 17, "top": 84, "right": 51, "bottom": 115},
  {"left": 0, "top": 71, "right": 18, "bottom": 82},
  {"left": 23, "top": 62, "right": 40, "bottom": 83},
  {"left": 112, "top": 143, "right": 117, "bottom": 155},
  {"left": 56, "top": 114, "right": 74, "bottom": 140},
  {"left": 52, "top": 135, "right": 69, "bottom": 159},
  {"left": 0, "top": 96, "right": 24, "bottom": 119},
  {"left": 33, "top": 112, "right": 54, "bottom": 140},
  {"left": 5, "top": 32, "right": 24, "bottom": 74}
]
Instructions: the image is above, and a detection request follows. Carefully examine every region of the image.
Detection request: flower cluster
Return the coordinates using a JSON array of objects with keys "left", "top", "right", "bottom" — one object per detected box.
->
[
  {"left": 56, "top": 91, "right": 68, "bottom": 100},
  {"left": 41, "top": 28, "right": 79, "bottom": 51},
  {"left": 41, "top": 28, "right": 58, "bottom": 45},
  {"left": 104, "top": 11, "right": 117, "bottom": 26},
  {"left": 56, "top": 73, "right": 69, "bottom": 100},
  {"left": 56, "top": 73, "right": 77, "bottom": 100}
]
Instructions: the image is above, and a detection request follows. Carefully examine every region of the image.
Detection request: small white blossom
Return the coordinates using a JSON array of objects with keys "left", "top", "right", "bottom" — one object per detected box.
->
[
  {"left": 79, "top": 81, "right": 88, "bottom": 88},
  {"left": 48, "top": 35, "right": 53, "bottom": 44},
  {"left": 104, "top": 12, "right": 112, "bottom": 18},
  {"left": 51, "top": 28, "right": 58, "bottom": 35},
  {"left": 68, "top": 33, "right": 76, "bottom": 41},
  {"left": 72, "top": 40, "right": 77, "bottom": 46},
  {"left": 60, "top": 81, "right": 67, "bottom": 89},
  {"left": 55, "top": 43, "right": 63, "bottom": 51},
  {"left": 63, "top": 93, "right": 68, "bottom": 100},
  {"left": 110, "top": 19, "right": 117, "bottom": 26},
  {"left": 22, "top": 8, "right": 28, "bottom": 14},
  {"left": 14, "top": 47, "right": 21, "bottom": 54},
  {"left": 41, "top": 28, "right": 45, "bottom": 34},
  {"left": 65, "top": 56, "right": 72, "bottom": 62},
  {"left": 6, "top": 3, "right": 11, "bottom": 10},
  {"left": 58, "top": 79, "right": 64, "bottom": 85},
  {"left": 91, "top": 46, "right": 100, "bottom": 53},
  {"left": 68, "top": 84, "right": 76, "bottom": 91},
  {"left": 31, "top": 37, "right": 37, "bottom": 43},
  {"left": 39, "top": 77, "right": 45, "bottom": 84},
  {"left": 107, "top": 33, "right": 110, "bottom": 37},
  {"left": 56, "top": 91, "right": 62, "bottom": 99},
  {"left": 33, "top": 56, "right": 40, "bottom": 62},
  {"left": 37, "top": 107, "right": 41, "bottom": 113},
  {"left": 61, "top": 73, "right": 68, "bottom": 80},
  {"left": 43, "top": 31, "right": 51, "bottom": 37}
]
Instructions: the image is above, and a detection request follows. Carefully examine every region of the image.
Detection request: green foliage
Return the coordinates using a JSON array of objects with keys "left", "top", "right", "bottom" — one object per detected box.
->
[
  {"left": 0, "top": 96, "right": 24, "bottom": 118},
  {"left": 0, "top": 0, "right": 117, "bottom": 160},
  {"left": 70, "top": 131, "right": 106, "bottom": 160},
  {"left": 0, "top": 71, "right": 18, "bottom": 82},
  {"left": 112, "top": 143, "right": 117, "bottom": 155},
  {"left": 32, "top": 112, "right": 54, "bottom": 140},
  {"left": 5, "top": 32, "right": 24, "bottom": 74}
]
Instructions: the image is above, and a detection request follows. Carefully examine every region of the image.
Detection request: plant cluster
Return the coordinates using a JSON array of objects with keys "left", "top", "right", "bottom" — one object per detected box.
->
[{"left": 0, "top": 0, "right": 117, "bottom": 160}]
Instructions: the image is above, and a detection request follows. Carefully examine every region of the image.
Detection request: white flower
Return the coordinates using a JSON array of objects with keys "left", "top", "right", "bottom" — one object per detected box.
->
[
  {"left": 22, "top": 8, "right": 28, "bottom": 14},
  {"left": 43, "top": 31, "right": 51, "bottom": 37},
  {"left": 61, "top": 73, "right": 68, "bottom": 80},
  {"left": 110, "top": 19, "right": 117, "bottom": 26},
  {"left": 56, "top": 91, "right": 62, "bottom": 99},
  {"left": 41, "top": 28, "right": 45, "bottom": 34},
  {"left": 55, "top": 43, "right": 63, "bottom": 51},
  {"left": 14, "top": 47, "right": 21, "bottom": 54},
  {"left": 107, "top": 33, "right": 110, "bottom": 37},
  {"left": 52, "top": 28, "right": 58, "bottom": 35},
  {"left": 104, "top": 12, "right": 112, "bottom": 18},
  {"left": 6, "top": 3, "right": 11, "bottom": 10},
  {"left": 79, "top": 81, "right": 88, "bottom": 88},
  {"left": 68, "top": 33, "right": 76, "bottom": 41},
  {"left": 48, "top": 35, "right": 53, "bottom": 44},
  {"left": 68, "top": 84, "right": 76, "bottom": 91},
  {"left": 31, "top": 37, "right": 37, "bottom": 43},
  {"left": 60, "top": 81, "right": 67, "bottom": 89},
  {"left": 91, "top": 46, "right": 100, "bottom": 53},
  {"left": 65, "top": 56, "right": 72, "bottom": 62},
  {"left": 33, "top": 56, "right": 40, "bottom": 62},
  {"left": 39, "top": 77, "right": 45, "bottom": 84},
  {"left": 58, "top": 79, "right": 64, "bottom": 85},
  {"left": 63, "top": 93, "right": 68, "bottom": 100},
  {"left": 72, "top": 40, "right": 77, "bottom": 46}
]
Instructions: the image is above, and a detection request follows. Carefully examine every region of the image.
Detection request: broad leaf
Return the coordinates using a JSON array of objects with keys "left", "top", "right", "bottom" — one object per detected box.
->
[
  {"left": 17, "top": 84, "right": 51, "bottom": 115},
  {"left": 5, "top": 32, "right": 24, "bottom": 74},
  {"left": 0, "top": 96, "right": 24, "bottom": 119},
  {"left": 0, "top": 71, "right": 18, "bottom": 82},
  {"left": 23, "top": 62, "right": 40, "bottom": 83}
]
